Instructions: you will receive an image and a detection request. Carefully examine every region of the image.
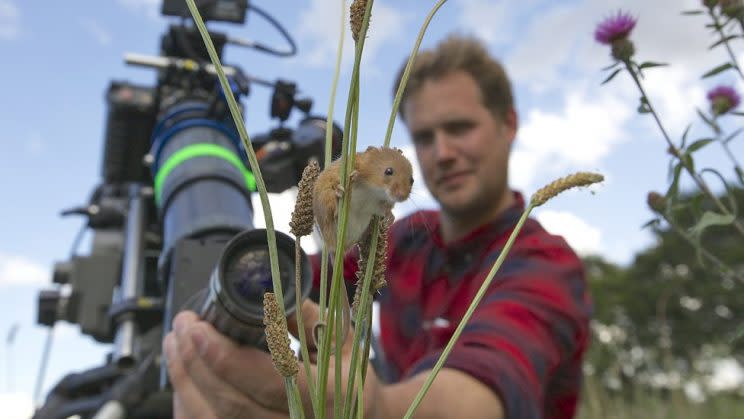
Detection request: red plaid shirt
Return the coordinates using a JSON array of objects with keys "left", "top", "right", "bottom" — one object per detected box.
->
[{"left": 311, "top": 192, "right": 591, "bottom": 419}]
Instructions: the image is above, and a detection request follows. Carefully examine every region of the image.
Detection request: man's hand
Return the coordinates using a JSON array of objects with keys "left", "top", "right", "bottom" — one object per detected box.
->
[{"left": 163, "top": 300, "right": 383, "bottom": 419}]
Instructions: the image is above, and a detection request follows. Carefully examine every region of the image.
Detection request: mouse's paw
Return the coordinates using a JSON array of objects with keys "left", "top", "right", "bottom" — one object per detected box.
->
[{"left": 335, "top": 183, "right": 345, "bottom": 199}]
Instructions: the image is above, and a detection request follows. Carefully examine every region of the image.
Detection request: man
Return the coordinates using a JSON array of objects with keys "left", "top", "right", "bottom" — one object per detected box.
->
[{"left": 164, "top": 34, "right": 591, "bottom": 419}]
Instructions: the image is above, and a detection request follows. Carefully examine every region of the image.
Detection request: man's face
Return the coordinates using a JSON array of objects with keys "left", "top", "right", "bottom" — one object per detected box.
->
[{"left": 403, "top": 71, "right": 517, "bottom": 219}]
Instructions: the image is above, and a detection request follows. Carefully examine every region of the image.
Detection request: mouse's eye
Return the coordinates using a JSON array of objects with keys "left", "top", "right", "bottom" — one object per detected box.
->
[{"left": 385, "top": 167, "right": 394, "bottom": 176}]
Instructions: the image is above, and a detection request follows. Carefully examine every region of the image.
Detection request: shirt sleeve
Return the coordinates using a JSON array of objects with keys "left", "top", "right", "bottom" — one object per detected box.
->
[
  {"left": 310, "top": 249, "right": 360, "bottom": 293},
  {"left": 405, "top": 238, "right": 591, "bottom": 419}
]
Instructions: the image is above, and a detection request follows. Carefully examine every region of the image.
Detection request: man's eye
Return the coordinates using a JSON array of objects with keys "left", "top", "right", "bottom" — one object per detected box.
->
[
  {"left": 412, "top": 133, "right": 432, "bottom": 146},
  {"left": 445, "top": 121, "right": 474, "bottom": 134}
]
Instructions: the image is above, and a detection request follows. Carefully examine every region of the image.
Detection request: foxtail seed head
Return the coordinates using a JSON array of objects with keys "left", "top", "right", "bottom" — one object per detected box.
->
[
  {"left": 350, "top": 0, "right": 369, "bottom": 42},
  {"left": 530, "top": 172, "right": 604, "bottom": 207},
  {"left": 263, "top": 292, "right": 298, "bottom": 377},
  {"left": 290, "top": 160, "right": 320, "bottom": 237},
  {"left": 355, "top": 213, "right": 392, "bottom": 296}
]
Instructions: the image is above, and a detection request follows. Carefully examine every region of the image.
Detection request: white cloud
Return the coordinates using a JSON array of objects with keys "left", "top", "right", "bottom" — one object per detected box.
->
[
  {"left": 296, "top": 0, "right": 405, "bottom": 70},
  {"left": 504, "top": 3, "right": 583, "bottom": 91},
  {"left": 118, "top": 0, "right": 160, "bottom": 20},
  {"left": 79, "top": 17, "right": 112, "bottom": 46},
  {"left": 0, "top": 0, "right": 20, "bottom": 41},
  {"left": 456, "top": 0, "right": 519, "bottom": 46},
  {"left": 0, "top": 252, "right": 48, "bottom": 286},
  {"left": 471, "top": 0, "right": 727, "bottom": 157},
  {"left": 535, "top": 210, "right": 602, "bottom": 256},
  {"left": 0, "top": 392, "right": 33, "bottom": 419},
  {"left": 511, "top": 90, "right": 631, "bottom": 189}
]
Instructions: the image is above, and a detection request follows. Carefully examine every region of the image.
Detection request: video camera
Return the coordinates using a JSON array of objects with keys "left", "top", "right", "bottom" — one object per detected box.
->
[{"left": 32, "top": 1, "right": 342, "bottom": 418}]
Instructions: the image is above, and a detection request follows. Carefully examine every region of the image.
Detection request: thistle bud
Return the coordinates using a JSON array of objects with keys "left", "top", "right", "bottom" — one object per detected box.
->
[
  {"left": 611, "top": 38, "right": 635, "bottom": 62},
  {"left": 647, "top": 192, "right": 667, "bottom": 214},
  {"left": 721, "top": 0, "right": 744, "bottom": 18}
]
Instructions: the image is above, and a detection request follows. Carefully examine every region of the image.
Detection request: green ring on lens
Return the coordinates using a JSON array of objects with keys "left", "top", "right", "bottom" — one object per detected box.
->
[{"left": 154, "top": 143, "right": 257, "bottom": 206}]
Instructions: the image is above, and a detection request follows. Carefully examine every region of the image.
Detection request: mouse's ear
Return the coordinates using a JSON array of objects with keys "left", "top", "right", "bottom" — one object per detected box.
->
[{"left": 366, "top": 145, "right": 376, "bottom": 152}]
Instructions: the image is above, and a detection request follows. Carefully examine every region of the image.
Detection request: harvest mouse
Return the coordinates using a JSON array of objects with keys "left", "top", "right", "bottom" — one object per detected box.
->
[
  {"left": 311, "top": 146, "right": 413, "bottom": 353},
  {"left": 313, "top": 145, "right": 414, "bottom": 251}
]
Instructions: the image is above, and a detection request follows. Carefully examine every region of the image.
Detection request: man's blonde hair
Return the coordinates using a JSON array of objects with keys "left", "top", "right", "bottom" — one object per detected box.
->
[{"left": 393, "top": 33, "right": 514, "bottom": 121}]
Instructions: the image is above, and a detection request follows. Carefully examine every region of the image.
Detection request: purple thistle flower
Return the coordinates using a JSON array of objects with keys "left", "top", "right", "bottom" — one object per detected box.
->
[
  {"left": 594, "top": 11, "right": 637, "bottom": 45},
  {"left": 707, "top": 85, "right": 741, "bottom": 115}
]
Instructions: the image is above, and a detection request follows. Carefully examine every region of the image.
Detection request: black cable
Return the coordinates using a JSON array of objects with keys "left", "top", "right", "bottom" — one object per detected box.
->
[{"left": 242, "top": 3, "right": 297, "bottom": 57}]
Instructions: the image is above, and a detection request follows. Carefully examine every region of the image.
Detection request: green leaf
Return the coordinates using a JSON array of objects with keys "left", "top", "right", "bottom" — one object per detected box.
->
[
  {"left": 731, "top": 324, "right": 744, "bottom": 344},
  {"left": 680, "top": 123, "right": 693, "bottom": 148},
  {"left": 700, "top": 167, "right": 738, "bottom": 216},
  {"left": 696, "top": 109, "right": 718, "bottom": 131},
  {"left": 641, "top": 218, "right": 661, "bottom": 230},
  {"left": 601, "top": 61, "right": 621, "bottom": 71},
  {"left": 736, "top": 166, "right": 744, "bottom": 186},
  {"left": 683, "top": 152, "right": 695, "bottom": 173},
  {"left": 681, "top": 10, "right": 704, "bottom": 15},
  {"left": 688, "top": 211, "right": 736, "bottom": 240},
  {"left": 722, "top": 127, "right": 743, "bottom": 144},
  {"left": 666, "top": 162, "right": 683, "bottom": 201},
  {"left": 709, "top": 34, "right": 740, "bottom": 49},
  {"left": 637, "top": 96, "right": 651, "bottom": 114},
  {"left": 686, "top": 138, "right": 714, "bottom": 153},
  {"left": 701, "top": 62, "right": 734, "bottom": 78},
  {"left": 689, "top": 193, "right": 705, "bottom": 218},
  {"left": 601, "top": 68, "right": 622, "bottom": 85},
  {"left": 638, "top": 61, "right": 668, "bottom": 70}
]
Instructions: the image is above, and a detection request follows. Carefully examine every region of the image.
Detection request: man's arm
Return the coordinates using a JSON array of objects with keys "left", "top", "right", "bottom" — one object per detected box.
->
[
  {"left": 165, "top": 302, "right": 504, "bottom": 419},
  {"left": 377, "top": 368, "right": 504, "bottom": 419}
]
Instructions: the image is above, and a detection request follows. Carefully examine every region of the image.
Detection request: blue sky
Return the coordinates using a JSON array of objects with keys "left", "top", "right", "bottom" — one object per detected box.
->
[{"left": 2, "top": 0, "right": 743, "bottom": 416}]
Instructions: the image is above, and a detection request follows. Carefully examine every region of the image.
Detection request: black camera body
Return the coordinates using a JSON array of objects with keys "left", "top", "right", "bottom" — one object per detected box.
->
[
  {"left": 162, "top": 0, "right": 249, "bottom": 24},
  {"left": 33, "top": 3, "right": 340, "bottom": 418}
]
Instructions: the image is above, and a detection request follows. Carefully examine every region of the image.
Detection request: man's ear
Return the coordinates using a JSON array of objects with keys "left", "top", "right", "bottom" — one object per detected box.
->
[{"left": 503, "top": 107, "right": 518, "bottom": 145}]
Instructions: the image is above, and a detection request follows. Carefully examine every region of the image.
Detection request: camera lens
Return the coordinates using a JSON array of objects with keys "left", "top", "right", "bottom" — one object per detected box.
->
[
  {"left": 196, "top": 229, "right": 311, "bottom": 346},
  {"left": 222, "top": 245, "right": 294, "bottom": 313}
]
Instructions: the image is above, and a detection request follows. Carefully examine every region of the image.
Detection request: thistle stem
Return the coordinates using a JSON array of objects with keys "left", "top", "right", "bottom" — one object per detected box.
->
[
  {"left": 403, "top": 206, "right": 534, "bottom": 419},
  {"left": 624, "top": 61, "right": 744, "bottom": 237},
  {"left": 709, "top": 8, "right": 744, "bottom": 81},
  {"left": 713, "top": 128, "right": 744, "bottom": 177},
  {"left": 658, "top": 212, "right": 744, "bottom": 283}
]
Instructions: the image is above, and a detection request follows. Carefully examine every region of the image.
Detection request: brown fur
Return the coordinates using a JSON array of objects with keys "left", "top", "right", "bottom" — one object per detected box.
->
[{"left": 313, "top": 146, "right": 413, "bottom": 251}]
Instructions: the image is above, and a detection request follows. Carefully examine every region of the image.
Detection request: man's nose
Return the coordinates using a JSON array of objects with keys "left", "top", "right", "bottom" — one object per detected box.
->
[{"left": 433, "top": 131, "right": 457, "bottom": 163}]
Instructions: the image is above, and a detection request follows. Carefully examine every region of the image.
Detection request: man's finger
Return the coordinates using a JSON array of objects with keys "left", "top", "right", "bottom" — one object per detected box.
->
[
  {"left": 164, "top": 333, "right": 218, "bottom": 419},
  {"left": 183, "top": 316, "right": 292, "bottom": 412},
  {"left": 171, "top": 312, "right": 288, "bottom": 418},
  {"left": 287, "top": 299, "right": 321, "bottom": 351}
]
